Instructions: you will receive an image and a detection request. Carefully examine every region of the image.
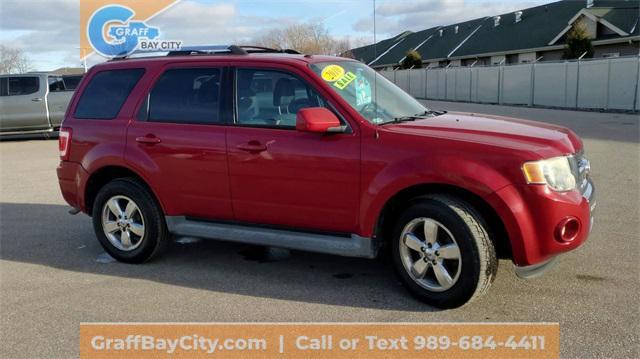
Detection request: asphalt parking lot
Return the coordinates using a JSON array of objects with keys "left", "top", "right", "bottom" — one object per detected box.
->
[{"left": 1, "top": 101, "right": 638, "bottom": 358}]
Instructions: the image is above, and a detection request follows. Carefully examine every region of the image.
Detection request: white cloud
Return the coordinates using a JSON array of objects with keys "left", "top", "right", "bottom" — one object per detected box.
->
[
  {"left": 0, "top": 0, "right": 80, "bottom": 69},
  {"left": 376, "top": 0, "right": 462, "bottom": 16},
  {"left": 149, "top": 1, "right": 299, "bottom": 45},
  {"left": 0, "top": 0, "right": 302, "bottom": 70}
]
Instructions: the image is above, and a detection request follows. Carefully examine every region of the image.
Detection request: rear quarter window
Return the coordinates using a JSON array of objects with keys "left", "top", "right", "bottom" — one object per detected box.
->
[{"left": 74, "top": 69, "right": 144, "bottom": 119}]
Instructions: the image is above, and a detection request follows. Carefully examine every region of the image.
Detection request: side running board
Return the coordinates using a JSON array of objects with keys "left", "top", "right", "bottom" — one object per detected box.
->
[{"left": 165, "top": 216, "right": 380, "bottom": 259}]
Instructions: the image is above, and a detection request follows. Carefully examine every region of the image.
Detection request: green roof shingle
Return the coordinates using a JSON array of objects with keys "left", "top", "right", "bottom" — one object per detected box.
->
[
  {"left": 369, "top": 27, "right": 441, "bottom": 67},
  {"left": 589, "top": 6, "right": 640, "bottom": 35},
  {"left": 349, "top": 31, "right": 412, "bottom": 64},
  {"left": 452, "top": 1, "right": 586, "bottom": 58},
  {"left": 417, "top": 18, "right": 487, "bottom": 61}
]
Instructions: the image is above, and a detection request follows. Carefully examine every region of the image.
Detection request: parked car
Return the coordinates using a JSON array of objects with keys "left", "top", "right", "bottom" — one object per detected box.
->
[
  {"left": 56, "top": 46, "right": 595, "bottom": 308},
  {"left": 0, "top": 73, "right": 82, "bottom": 136}
]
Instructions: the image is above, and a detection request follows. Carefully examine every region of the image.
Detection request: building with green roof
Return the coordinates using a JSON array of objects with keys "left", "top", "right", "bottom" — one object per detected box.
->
[{"left": 350, "top": 0, "right": 639, "bottom": 69}]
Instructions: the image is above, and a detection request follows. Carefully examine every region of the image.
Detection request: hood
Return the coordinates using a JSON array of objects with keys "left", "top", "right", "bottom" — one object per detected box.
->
[{"left": 381, "top": 111, "right": 582, "bottom": 158}]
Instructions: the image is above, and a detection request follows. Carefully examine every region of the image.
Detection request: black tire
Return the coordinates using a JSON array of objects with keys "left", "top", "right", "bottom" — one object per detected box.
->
[
  {"left": 92, "top": 178, "right": 169, "bottom": 263},
  {"left": 391, "top": 195, "right": 498, "bottom": 308}
]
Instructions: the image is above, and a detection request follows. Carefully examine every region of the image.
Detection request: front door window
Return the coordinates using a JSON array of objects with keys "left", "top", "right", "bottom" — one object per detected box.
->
[{"left": 235, "top": 68, "right": 327, "bottom": 128}]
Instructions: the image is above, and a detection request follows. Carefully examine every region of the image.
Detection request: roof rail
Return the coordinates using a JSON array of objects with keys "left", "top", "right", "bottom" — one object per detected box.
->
[
  {"left": 237, "top": 46, "right": 300, "bottom": 54},
  {"left": 167, "top": 45, "right": 247, "bottom": 56},
  {"left": 110, "top": 45, "right": 300, "bottom": 60}
]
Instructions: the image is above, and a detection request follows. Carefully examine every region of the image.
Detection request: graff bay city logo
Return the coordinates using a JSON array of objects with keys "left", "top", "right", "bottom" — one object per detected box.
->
[{"left": 82, "top": 1, "right": 183, "bottom": 59}]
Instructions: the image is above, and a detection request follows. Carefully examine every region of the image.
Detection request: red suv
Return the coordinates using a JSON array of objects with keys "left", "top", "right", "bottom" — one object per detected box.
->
[{"left": 57, "top": 46, "right": 595, "bottom": 308}]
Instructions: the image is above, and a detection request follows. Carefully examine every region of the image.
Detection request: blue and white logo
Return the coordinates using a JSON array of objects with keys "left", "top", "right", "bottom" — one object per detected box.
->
[{"left": 87, "top": 5, "right": 182, "bottom": 58}]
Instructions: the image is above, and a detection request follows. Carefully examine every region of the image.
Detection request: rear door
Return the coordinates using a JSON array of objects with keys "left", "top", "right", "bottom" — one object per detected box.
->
[
  {"left": 225, "top": 65, "right": 361, "bottom": 233},
  {"left": 0, "top": 75, "right": 49, "bottom": 132},
  {"left": 125, "top": 63, "right": 233, "bottom": 220},
  {"left": 47, "top": 75, "right": 74, "bottom": 127}
]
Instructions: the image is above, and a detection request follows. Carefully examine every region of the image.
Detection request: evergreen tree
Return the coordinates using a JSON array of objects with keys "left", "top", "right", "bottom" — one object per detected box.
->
[
  {"left": 400, "top": 50, "right": 423, "bottom": 69},
  {"left": 562, "top": 23, "right": 594, "bottom": 60}
]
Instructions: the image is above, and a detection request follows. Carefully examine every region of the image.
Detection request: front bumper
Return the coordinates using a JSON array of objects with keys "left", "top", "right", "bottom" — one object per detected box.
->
[
  {"left": 512, "top": 178, "right": 595, "bottom": 278},
  {"left": 514, "top": 256, "right": 559, "bottom": 279},
  {"left": 486, "top": 177, "right": 596, "bottom": 269}
]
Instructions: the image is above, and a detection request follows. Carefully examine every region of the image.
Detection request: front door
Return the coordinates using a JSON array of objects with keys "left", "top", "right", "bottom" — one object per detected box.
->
[
  {"left": 125, "top": 65, "right": 233, "bottom": 220},
  {"left": 226, "top": 67, "right": 360, "bottom": 233}
]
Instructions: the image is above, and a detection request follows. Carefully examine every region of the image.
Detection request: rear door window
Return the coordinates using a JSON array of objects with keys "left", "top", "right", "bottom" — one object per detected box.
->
[
  {"left": 7, "top": 76, "right": 39, "bottom": 96},
  {"left": 144, "top": 68, "right": 222, "bottom": 124},
  {"left": 74, "top": 69, "right": 144, "bottom": 119}
]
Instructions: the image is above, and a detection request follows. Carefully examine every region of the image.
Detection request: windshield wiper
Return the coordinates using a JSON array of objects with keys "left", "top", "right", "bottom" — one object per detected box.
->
[
  {"left": 416, "top": 109, "right": 447, "bottom": 116},
  {"left": 380, "top": 111, "right": 436, "bottom": 125},
  {"left": 392, "top": 115, "right": 422, "bottom": 123},
  {"left": 378, "top": 115, "right": 422, "bottom": 126},
  {"left": 378, "top": 109, "right": 447, "bottom": 126}
]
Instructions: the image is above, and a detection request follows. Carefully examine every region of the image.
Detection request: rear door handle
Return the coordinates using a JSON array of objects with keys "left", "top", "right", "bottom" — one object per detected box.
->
[
  {"left": 236, "top": 141, "right": 267, "bottom": 153},
  {"left": 135, "top": 134, "right": 161, "bottom": 145},
  {"left": 31, "top": 97, "right": 43, "bottom": 102}
]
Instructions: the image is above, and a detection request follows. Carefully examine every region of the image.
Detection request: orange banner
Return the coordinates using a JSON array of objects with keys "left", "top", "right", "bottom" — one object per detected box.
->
[
  {"left": 80, "top": 0, "right": 182, "bottom": 59},
  {"left": 80, "top": 323, "right": 559, "bottom": 358}
]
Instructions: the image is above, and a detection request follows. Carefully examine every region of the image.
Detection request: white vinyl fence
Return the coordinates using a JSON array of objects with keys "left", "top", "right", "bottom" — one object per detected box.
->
[{"left": 380, "top": 56, "right": 640, "bottom": 111}]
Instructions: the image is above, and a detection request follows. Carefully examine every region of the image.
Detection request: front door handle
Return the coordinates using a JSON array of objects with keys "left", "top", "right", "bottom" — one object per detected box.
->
[
  {"left": 31, "top": 97, "right": 43, "bottom": 102},
  {"left": 236, "top": 141, "right": 267, "bottom": 153},
  {"left": 135, "top": 134, "right": 161, "bottom": 145}
]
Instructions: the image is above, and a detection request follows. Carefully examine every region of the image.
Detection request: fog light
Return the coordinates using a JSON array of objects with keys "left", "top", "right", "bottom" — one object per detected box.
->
[{"left": 555, "top": 217, "right": 580, "bottom": 243}]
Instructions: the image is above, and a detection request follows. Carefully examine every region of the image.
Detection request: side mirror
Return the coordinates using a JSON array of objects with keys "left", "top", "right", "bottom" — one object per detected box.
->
[{"left": 296, "top": 107, "right": 343, "bottom": 133}]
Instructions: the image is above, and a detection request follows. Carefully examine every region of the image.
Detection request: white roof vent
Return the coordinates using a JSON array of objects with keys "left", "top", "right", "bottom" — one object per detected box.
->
[
  {"left": 454, "top": 25, "right": 459, "bottom": 34},
  {"left": 439, "top": 29, "right": 444, "bottom": 37},
  {"left": 494, "top": 16, "right": 501, "bottom": 27},
  {"left": 587, "top": 0, "right": 594, "bottom": 8},
  {"left": 515, "top": 11, "right": 523, "bottom": 23}
]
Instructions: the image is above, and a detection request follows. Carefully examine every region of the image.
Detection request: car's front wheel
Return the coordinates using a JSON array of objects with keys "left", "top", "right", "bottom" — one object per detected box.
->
[
  {"left": 92, "top": 178, "right": 169, "bottom": 263},
  {"left": 391, "top": 195, "right": 498, "bottom": 308}
]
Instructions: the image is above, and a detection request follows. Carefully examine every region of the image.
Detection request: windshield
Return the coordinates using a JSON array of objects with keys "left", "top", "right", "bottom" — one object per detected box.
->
[{"left": 310, "top": 61, "right": 430, "bottom": 125}]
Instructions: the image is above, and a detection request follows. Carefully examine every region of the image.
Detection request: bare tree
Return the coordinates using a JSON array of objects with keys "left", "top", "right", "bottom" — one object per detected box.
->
[
  {"left": 254, "top": 22, "right": 367, "bottom": 56},
  {"left": 0, "top": 45, "right": 32, "bottom": 74}
]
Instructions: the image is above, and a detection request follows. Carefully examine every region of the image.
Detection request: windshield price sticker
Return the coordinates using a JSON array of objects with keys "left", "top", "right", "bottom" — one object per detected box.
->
[
  {"left": 355, "top": 70, "right": 372, "bottom": 106},
  {"left": 81, "top": 323, "right": 559, "bottom": 358},
  {"left": 321, "top": 65, "right": 346, "bottom": 82},
  {"left": 334, "top": 71, "right": 357, "bottom": 90}
]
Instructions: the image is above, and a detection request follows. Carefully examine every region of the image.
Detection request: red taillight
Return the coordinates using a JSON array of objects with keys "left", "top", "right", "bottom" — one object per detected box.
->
[{"left": 59, "top": 127, "right": 72, "bottom": 161}]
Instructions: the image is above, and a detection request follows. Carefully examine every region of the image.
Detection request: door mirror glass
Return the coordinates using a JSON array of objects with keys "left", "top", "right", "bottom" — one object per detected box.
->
[{"left": 296, "top": 107, "right": 342, "bottom": 133}]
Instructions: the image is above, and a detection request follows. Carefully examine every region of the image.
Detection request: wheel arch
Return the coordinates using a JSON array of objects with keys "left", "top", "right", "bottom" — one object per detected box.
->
[
  {"left": 375, "top": 183, "right": 512, "bottom": 260},
  {"left": 84, "top": 165, "right": 165, "bottom": 216}
]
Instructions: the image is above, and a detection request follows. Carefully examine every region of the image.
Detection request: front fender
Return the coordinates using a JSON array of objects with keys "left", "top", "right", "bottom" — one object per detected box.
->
[{"left": 359, "top": 155, "right": 513, "bottom": 238}]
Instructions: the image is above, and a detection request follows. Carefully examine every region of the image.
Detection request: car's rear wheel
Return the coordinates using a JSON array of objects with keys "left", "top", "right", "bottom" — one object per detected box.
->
[
  {"left": 391, "top": 195, "right": 497, "bottom": 308},
  {"left": 92, "top": 178, "right": 168, "bottom": 263}
]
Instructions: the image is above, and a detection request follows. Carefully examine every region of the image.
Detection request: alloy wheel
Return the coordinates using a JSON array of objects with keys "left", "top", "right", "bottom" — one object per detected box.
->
[
  {"left": 101, "top": 195, "right": 145, "bottom": 251},
  {"left": 399, "top": 217, "right": 462, "bottom": 292}
]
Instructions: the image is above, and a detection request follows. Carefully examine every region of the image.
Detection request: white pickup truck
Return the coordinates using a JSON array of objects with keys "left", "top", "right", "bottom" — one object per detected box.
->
[{"left": 0, "top": 73, "right": 82, "bottom": 136}]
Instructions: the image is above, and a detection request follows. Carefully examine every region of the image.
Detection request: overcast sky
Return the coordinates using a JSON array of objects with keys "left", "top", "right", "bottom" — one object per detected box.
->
[{"left": 0, "top": 0, "right": 551, "bottom": 71}]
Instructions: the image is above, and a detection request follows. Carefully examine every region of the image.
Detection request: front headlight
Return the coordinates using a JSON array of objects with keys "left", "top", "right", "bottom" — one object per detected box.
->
[{"left": 522, "top": 156, "right": 577, "bottom": 192}]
